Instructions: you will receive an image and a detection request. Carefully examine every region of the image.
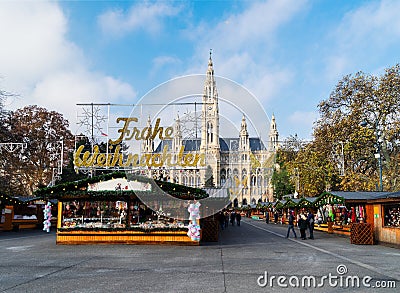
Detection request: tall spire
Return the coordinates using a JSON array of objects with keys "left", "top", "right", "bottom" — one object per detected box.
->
[
  {"left": 239, "top": 115, "right": 249, "bottom": 151},
  {"left": 142, "top": 115, "right": 154, "bottom": 153},
  {"left": 269, "top": 113, "right": 279, "bottom": 151},
  {"left": 173, "top": 114, "right": 182, "bottom": 153},
  {"left": 201, "top": 50, "right": 220, "bottom": 151},
  {"left": 205, "top": 49, "right": 216, "bottom": 89}
]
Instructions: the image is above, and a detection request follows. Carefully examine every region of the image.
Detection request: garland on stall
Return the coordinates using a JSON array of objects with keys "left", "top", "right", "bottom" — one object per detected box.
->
[
  {"left": 34, "top": 171, "right": 208, "bottom": 200},
  {"left": 57, "top": 226, "right": 189, "bottom": 233},
  {"left": 0, "top": 194, "right": 23, "bottom": 207}
]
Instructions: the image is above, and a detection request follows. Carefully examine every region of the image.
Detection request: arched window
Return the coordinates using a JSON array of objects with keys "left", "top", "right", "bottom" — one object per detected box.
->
[
  {"left": 220, "top": 169, "right": 226, "bottom": 186},
  {"left": 233, "top": 198, "right": 238, "bottom": 208},
  {"left": 242, "top": 198, "right": 247, "bottom": 206},
  {"left": 196, "top": 175, "right": 201, "bottom": 187},
  {"left": 183, "top": 175, "right": 188, "bottom": 186},
  {"left": 207, "top": 122, "right": 214, "bottom": 144},
  {"left": 220, "top": 175, "right": 226, "bottom": 186},
  {"left": 257, "top": 175, "right": 262, "bottom": 187}
]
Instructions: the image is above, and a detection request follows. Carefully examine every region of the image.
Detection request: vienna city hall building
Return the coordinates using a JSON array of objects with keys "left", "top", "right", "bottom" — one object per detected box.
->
[{"left": 143, "top": 55, "right": 279, "bottom": 207}]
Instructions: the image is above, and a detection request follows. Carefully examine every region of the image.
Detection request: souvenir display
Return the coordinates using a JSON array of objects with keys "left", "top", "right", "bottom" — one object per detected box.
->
[
  {"left": 384, "top": 205, "right": 400, "bottom": 227},
  {"left": 60, "top": 200, "right": 189, "bottom": 232}
]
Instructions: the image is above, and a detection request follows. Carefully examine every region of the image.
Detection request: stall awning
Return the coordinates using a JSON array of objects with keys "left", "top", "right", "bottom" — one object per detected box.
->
[{"left": 314, "top": 192, "right": 345, "bottom": 206}]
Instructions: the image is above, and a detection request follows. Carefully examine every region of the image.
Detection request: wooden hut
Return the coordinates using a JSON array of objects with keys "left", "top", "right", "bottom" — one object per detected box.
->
[{"left": 35, "top": 172, "right": 216, "bottom": 245}]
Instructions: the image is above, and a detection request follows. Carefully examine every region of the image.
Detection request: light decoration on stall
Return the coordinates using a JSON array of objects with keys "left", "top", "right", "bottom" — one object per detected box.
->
[
  {"left": 187, "top": 200, "right": 201, "bottom": 241},
  {"left": 43, "top": 202, "right": 52, "bottom": 233},
  {"left": 155, "top": 206, "right": 166, "bottom": 221}
]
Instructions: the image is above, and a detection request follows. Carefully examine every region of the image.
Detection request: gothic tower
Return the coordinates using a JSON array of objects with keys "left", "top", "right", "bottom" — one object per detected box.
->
[
  {"left": 269, "top": 114, "right": 279, "bottom": 151},
  {"left": 200, "top": 51, "right": 220, "bottom": 186},
  {"left": 172, "top": 114, "right": 182, "bottom": 153},
  {"left": 142, "top": 115, "right": 154, "bottom": 153},
  {"left": 239, "top": 115, "right": 249, "bottom": 151}
]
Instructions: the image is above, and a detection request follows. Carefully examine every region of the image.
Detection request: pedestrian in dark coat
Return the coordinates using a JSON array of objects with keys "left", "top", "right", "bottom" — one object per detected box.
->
[
  {"left": 274, "top": 211, "right": 279, "bottom": 224},
  {"left": 236, "top": 212, "right": 242, "bottom": 226},
  {"left": 265, "top": 211, "right": 270, "bottom": 224},
  {"left": 224, "top": 211, "right": 229, "bottom": 228},
  {"left": 298, "top": 213, "right": 308, "bottom": 240},
  {"left": 230, "top": 211, "right": 236, "bottom": 226},
  {"left": 307, "top": 211, "right": 315, "bottom": 239},
  {"left": 218, "top": 212, "right": 225, "bottom": 230},
  {"left": 286, "top": 211, "right": 297, "bottom": 238}
]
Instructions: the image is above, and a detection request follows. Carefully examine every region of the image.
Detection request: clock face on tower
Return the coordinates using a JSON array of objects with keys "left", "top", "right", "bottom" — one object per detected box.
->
[{"left": 208, "top": 105, "right": 213, "bottom": 110}]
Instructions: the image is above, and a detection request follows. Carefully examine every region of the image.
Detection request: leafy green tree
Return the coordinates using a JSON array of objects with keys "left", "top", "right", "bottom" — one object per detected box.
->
[
  {"left": 271, "top": 166, "right": 294, "bottom": 200},
  {"left": 1, "top": 105, "right": 74, "bottom": 195},
  {"left": 316, "top": 64, "right": 400, "bottom": 191}
]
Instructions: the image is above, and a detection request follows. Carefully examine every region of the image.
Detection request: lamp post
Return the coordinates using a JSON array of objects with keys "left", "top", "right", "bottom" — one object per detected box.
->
[{"left": 360, "top": 120, "right": 383, "bottom": 191}]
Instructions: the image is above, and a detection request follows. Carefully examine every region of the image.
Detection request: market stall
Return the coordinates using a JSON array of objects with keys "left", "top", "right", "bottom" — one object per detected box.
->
[
  {"left": 366, "top": 191, "right": 400, "bottom": 246},
  {"left": 35, "top": 172, "right": 212, "bottom": 245},
  {"left": 0, "top": 194, "right": 47, "bottom": 231}
]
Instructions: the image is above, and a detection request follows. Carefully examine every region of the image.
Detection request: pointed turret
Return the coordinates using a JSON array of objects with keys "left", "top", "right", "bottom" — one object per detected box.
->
[
  {"left": 239, "top": 115, "right": 249, "bottom": 151},
  {"left": 142, "top": 115, "right": 154, "bottom": 153},
  {"left": 173, "top": 114, "right": 182, "bottom": 153},
  {"left": 269, "top": 113, "right": 279, "bottom": 151}
]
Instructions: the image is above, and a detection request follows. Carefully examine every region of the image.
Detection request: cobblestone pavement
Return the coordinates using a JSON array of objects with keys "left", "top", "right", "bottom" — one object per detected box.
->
[{"left": 0, "top": 218, "right": 398, "bottom": 293}]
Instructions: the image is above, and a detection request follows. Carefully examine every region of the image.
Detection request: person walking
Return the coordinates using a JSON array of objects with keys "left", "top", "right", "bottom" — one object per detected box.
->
[
  {"left": 224, "top": 211, "right": 229, "bottom": 229},
  {"left": 230, "top": 210, "right": 236, "bottom": 226},
  {"left": 286, "top": 211, "right": 297, "bottom": 238},
  {"left": 218, "top": 211, "right": 225, "bottom": 230},
  {"left": 236, "top": 211, "right": 242, "bottom": 226},
  {"left": 298, "top": 212, "right": 308, "bottom": 240},
  {"left": 274, "top": 211, "right": 279, "bottom": 224},
  {"left": 265, "top": 210, "right": 270, "bottom": 224},
  {"left": 307, "top": 211, "right": 315, "bottom": 239}
]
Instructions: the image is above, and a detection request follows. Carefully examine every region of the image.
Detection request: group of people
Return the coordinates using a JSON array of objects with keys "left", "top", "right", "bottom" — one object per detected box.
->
[
  {"left": 218, "top": 210, "right": 242, "bottom": 230},
  {"left": 286, "top": 209, "right": 315, "bottom": 240}
]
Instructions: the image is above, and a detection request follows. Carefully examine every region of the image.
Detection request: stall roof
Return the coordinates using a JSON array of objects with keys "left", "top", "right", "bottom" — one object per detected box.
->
[
  {"left": 35, "top": 172, "right": 208, "bottom": 201},
  {"left": 328, "top": 191, "right": 393, "bottom": 200},
  {"left": 372, "top": 191, "right": 400, "bottom": 200},
  {"left": 314, "top": 191, "right": 400, "bottom": 206},
  {"left": 1, "top": 194, "right": 43, "bottom": 205}
]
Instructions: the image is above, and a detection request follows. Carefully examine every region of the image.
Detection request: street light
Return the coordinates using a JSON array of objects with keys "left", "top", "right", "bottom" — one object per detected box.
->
[{"left": 360, "top": 120, "right": 383, "bottom": 191}]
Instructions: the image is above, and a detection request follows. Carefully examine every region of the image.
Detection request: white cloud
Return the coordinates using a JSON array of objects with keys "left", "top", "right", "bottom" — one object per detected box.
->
[
  {"left": 338, "top": 0, "right": 400, "bottom": 46},
  {"left": 150, "top": 56, "right": 182, "bottom": 77},
  {"left": 98, "top": 2, "right": 182, "bottom": 36},
  {"left": 0, "top": 1, "right": 136, "bottom": 133},
  {"left": 325, "top": 0, "right": 400, "bottom": 80},
  {"left": 0, "top": 2, "right": 83, "bottom": 89},
  {"left": 287, "top": 110, "right": 318, "bottom": 136}
]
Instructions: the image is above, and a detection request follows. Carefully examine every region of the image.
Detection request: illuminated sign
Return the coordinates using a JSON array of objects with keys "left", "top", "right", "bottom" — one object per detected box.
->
[{"left": 73, "top": 117, "right": 206, "bottom": 170}]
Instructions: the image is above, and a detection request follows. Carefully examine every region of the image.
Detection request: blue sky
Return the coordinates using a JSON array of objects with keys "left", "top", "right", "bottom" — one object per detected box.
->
[{"left": 1, "top": 0, "right": 400, "bottom": 140}]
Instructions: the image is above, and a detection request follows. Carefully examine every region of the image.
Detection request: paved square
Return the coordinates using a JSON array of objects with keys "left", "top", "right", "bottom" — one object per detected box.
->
[{"left": 0, "top": 219, "right": 398, "bottom": 292}]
